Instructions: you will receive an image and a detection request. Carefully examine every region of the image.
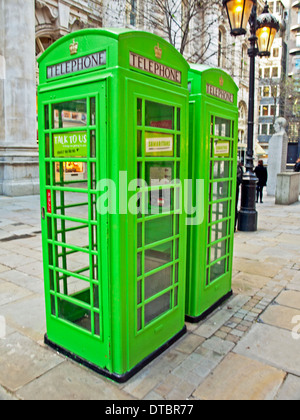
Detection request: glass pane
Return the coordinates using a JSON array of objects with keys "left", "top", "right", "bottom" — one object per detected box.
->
[
  {"left": 137, "top": 307, "right": 142, "bottom": 331},
  {"left": 214, "top": 117, "right": 231, "bottom": 137},
  {"left": 210, "top": 220, "right": 228, "bottom": 243},
  {"left": 90, "top": 98, "right": 96, "bottom": 125},
  {"left": 146, "top": 163, "right": 174, "bottom": 187},
  {"left": 45, "top": 105, "right": 49, "bottom": 130},
  {"left": 177, "top": 108, "right": 181, "bottom": 131},
  {"left": 149, "top": 189, "right": 173, "bottom": 214},
  {"left": 137, "top": 252, "right": 142, "bottom": 277},
  {"left": 210, "top": 240, "right": 227, "bottom": 264},
  {"left": 53, "top": 99, "right": 87, "bottom": 129},
  {"left": 137, "top": 98, "right": 142, "bottom": 126},
  {"left": 145, "top": 101, "right": 174, "bottom": 129},
  {"left": 210, "top": 181, "right": 230, "bottom": 201},
  {"left": 45, "top": 134, "right": 50, "bottom": 158},
  {"left": 137, "top": 131, "right": 142, "bottom": 157},
  {"left": 137, "top": 281, "right": 142, "bottom": 304},
  {"left": 145, "top": 215, "right": 173, "bottom": 246},
  {"left": 90, "top": 130, "right": 96, "bottom": 158},
  {"left": 211, "top": 201, "right": 230, "bottom": 222},
  {"left": 213, "top": 161, "right": 230, "bottom": 180},
  {"left": 137, "top": 222, "right": 143, "bottom": 248},
  {"left": 145, "top": 292, "right": 171, "bottom": 326},
  {"left": 174, "top": 286, "right": 178, "bottom": 307},
  {"left": 145, "top": 266, "right": 172, "bottom": 300},
  {"left": 144, "top": 241, "right": 173, "bottom": 273},
  {"left": 210, "top": 259, "right": 227, "bottom": 283},
  {"left": 58, "top": 297, "right": 91, "bottom": 333}
]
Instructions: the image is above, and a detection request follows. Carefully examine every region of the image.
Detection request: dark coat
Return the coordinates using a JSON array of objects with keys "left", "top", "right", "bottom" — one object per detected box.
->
[
  {"left": 255, "top": 165, "right": 268, "bottom": 187},
  {"left": 294, "top": 162, "right": 300, "bottom": 173}
]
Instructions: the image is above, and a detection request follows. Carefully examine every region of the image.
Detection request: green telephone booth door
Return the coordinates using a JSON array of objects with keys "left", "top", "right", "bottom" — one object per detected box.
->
[
  {"left": 186, "top": 65, "right": 238, "bottom": 322},
  {"left": 126, "top": 86, "right": 187, "bottom": 369},
  {"left": 202, "top": 104, "right": 237, "bottom": 315},
  {"left": 39, "top": 81, "right": 111, "bottom": 370}
]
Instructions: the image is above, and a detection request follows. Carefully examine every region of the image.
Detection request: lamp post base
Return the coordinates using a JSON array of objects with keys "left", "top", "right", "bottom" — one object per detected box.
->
[
  {"left": 237, "top": 171, "right": 258, "bottom": 232},
  {"left": 238, "top": 209, "right": 258, "bottom": 232}
]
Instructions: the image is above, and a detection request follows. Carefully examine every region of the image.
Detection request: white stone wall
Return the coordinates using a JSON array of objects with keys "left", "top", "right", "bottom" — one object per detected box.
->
[{"left": 0, "top": 0, "right": 39, "bottom": 196}]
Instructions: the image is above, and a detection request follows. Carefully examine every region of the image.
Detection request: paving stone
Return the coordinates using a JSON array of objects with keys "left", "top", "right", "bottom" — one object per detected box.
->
[
  {"left": 0, "top": 254, "right": 38, "bottom": 270},
  {"left": 259, "top": 304, "right": 300, "bottom": 332},
  {"left": 276, "top": 374, "right": 300, "bottom": 400},
  {"left": 16, "top": 360, "right": 133, "bottom": 400},
  {"left": 0, "top": 385, "right": 16, "bottom": 400},
  {"left": 0, "top": 294, "right": 46, "bottom": 342},
  {"left": 0, "top": 264, "right": 9, "bottom": 274},
  {"left": 0, "top": 280, "right": 33, "bottom": 306},
  {"left": 233, "top": 272, "right": 273, "bottom": 296},
  {"left": 165, "top": 379, "right": 195, "bottom": 400},
  {"left": 0, "top": 332, "right": 63, "bottom": 392},
  {"left": 275, "top": 290, "right": 300, "bottom": 311},
  {"left": 201, "top": 336, "right": 235, "bottom": 356},
  {"left": 193, "top": 353, "right": 285, "bottom": 401},
  {"left": 233, "top": 258, "right": 282, "bottom": 279},
  {"left": 174, "top": 333, "right": 205, "bottom": 355},
  {"left": 194, "top": 309, "right": 233, "bottom": 339},
  {"left": 234, "top": 324, "right": 300, "bottom": 376},
  {"left": 193, "top": 295, "right": 249, "bottom": 339},
  {"left": 0, "top": 269, "right": 44, "bottom": 295}
]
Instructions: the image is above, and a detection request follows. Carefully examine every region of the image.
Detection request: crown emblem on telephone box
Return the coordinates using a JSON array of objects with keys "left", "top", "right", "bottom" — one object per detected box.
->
[
  {"left": 70, "top": 39, "right": 79, "bottom": 55},
  {"left": 155, "top": 44, "right": 162, "bottom": 59}
]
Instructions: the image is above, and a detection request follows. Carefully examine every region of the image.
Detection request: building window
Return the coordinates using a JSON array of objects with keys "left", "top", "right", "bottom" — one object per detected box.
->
[
  {"left": 128, "top": 0, "right": 137, "bottom": 27},
  {"left": 264, "top": 67, "right": 270, "bottom": 78},
  {"left": 273, "top": 48, "right": 279, "bottom": 58},
  {"left": 272, "top": 67, "right": 279, "bottom": 78},
  {"left": 261, "top": 124, "right": 268, "bottom": 135},
  {"left": 269, "top": 1, "right": 274, "bottom": 13},
  {"left": 270, "top": 105, "right": 276, "bottom": 116},
  {"left": 296, "top": 31, "right": 300, "bottom": 48},
  {"left": 263, "top": 86, "right": 270, "bottom": 97}
]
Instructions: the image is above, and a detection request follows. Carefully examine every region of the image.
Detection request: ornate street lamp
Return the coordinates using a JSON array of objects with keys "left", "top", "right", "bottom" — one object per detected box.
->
[
  {"left": 222, "top": 0, "right": 280, "bottom": 232},
  {"left": 223, "top": 0, "right": 255, "bottom": 36},
  {"left": 256, "top": 3, "right": 280, "bottom": 57}
]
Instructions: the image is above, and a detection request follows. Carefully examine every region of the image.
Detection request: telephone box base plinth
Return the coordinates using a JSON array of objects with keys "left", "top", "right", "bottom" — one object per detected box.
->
[
  {"left": 44, "top": 326, "right": 187, "bottom": 383},
  {"left": 185, "top": 291, "right": 233, "bottom": 324}
]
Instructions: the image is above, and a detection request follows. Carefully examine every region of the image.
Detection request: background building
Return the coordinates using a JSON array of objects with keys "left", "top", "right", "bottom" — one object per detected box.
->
[
  {"left": 0, "top": 0, "right": 39, "bottom": 196},
  {"left": 257, "top": 0, "right": 288, "bottom": 163},
  {"left": 286, "top": 0, "right": 300, "bottom": 166},
  {"left": 0, "top": 0, "right": 281, "bottom": 196}
]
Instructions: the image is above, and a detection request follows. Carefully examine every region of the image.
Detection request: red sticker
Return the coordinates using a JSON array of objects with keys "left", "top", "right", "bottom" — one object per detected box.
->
[{"left": 47, "top": 190, "right": 52, "bottom": 213}]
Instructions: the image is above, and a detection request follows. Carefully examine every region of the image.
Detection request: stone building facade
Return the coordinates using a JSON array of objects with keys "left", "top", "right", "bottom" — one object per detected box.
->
[
  {"left": 1, "top": 0, "right": 259, "bottom": 195},
  {"left": 0, "top": 0, "right": 39, "bottom": 196}
]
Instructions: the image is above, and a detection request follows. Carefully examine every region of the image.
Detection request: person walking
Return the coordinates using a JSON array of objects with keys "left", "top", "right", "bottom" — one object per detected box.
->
[
  {"left": 294, "top": 158, "right": 300, "bottom": 173},
  {"left": 255, "top": 160, "right": 268, "bottom": 204}
]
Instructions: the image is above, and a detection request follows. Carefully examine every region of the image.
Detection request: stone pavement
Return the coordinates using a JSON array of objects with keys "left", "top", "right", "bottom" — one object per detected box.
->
[{"left": 0, "top": 194, "right": 300, "bottom": 400}]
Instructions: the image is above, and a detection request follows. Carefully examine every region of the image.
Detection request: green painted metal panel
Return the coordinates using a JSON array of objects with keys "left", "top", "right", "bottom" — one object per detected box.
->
[
  {"left": 38, "top": 28, "right": 189, "bottom": 381},
  {"left": 186, "top": 64, "right": 239, "bottom": 322}
]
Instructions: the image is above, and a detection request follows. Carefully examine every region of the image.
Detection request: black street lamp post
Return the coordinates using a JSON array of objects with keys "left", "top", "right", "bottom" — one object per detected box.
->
[{"left": 223, "top": 0, "right": 280, "bottom": 232}]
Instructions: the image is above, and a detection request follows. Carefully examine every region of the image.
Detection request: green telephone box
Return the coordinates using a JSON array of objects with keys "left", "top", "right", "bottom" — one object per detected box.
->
[
  {"left": 186, "top": 64, "right": 239, "bottom": 322},
  {"left": 37, "top": 28, "right": 189, "bottom": 382}
]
